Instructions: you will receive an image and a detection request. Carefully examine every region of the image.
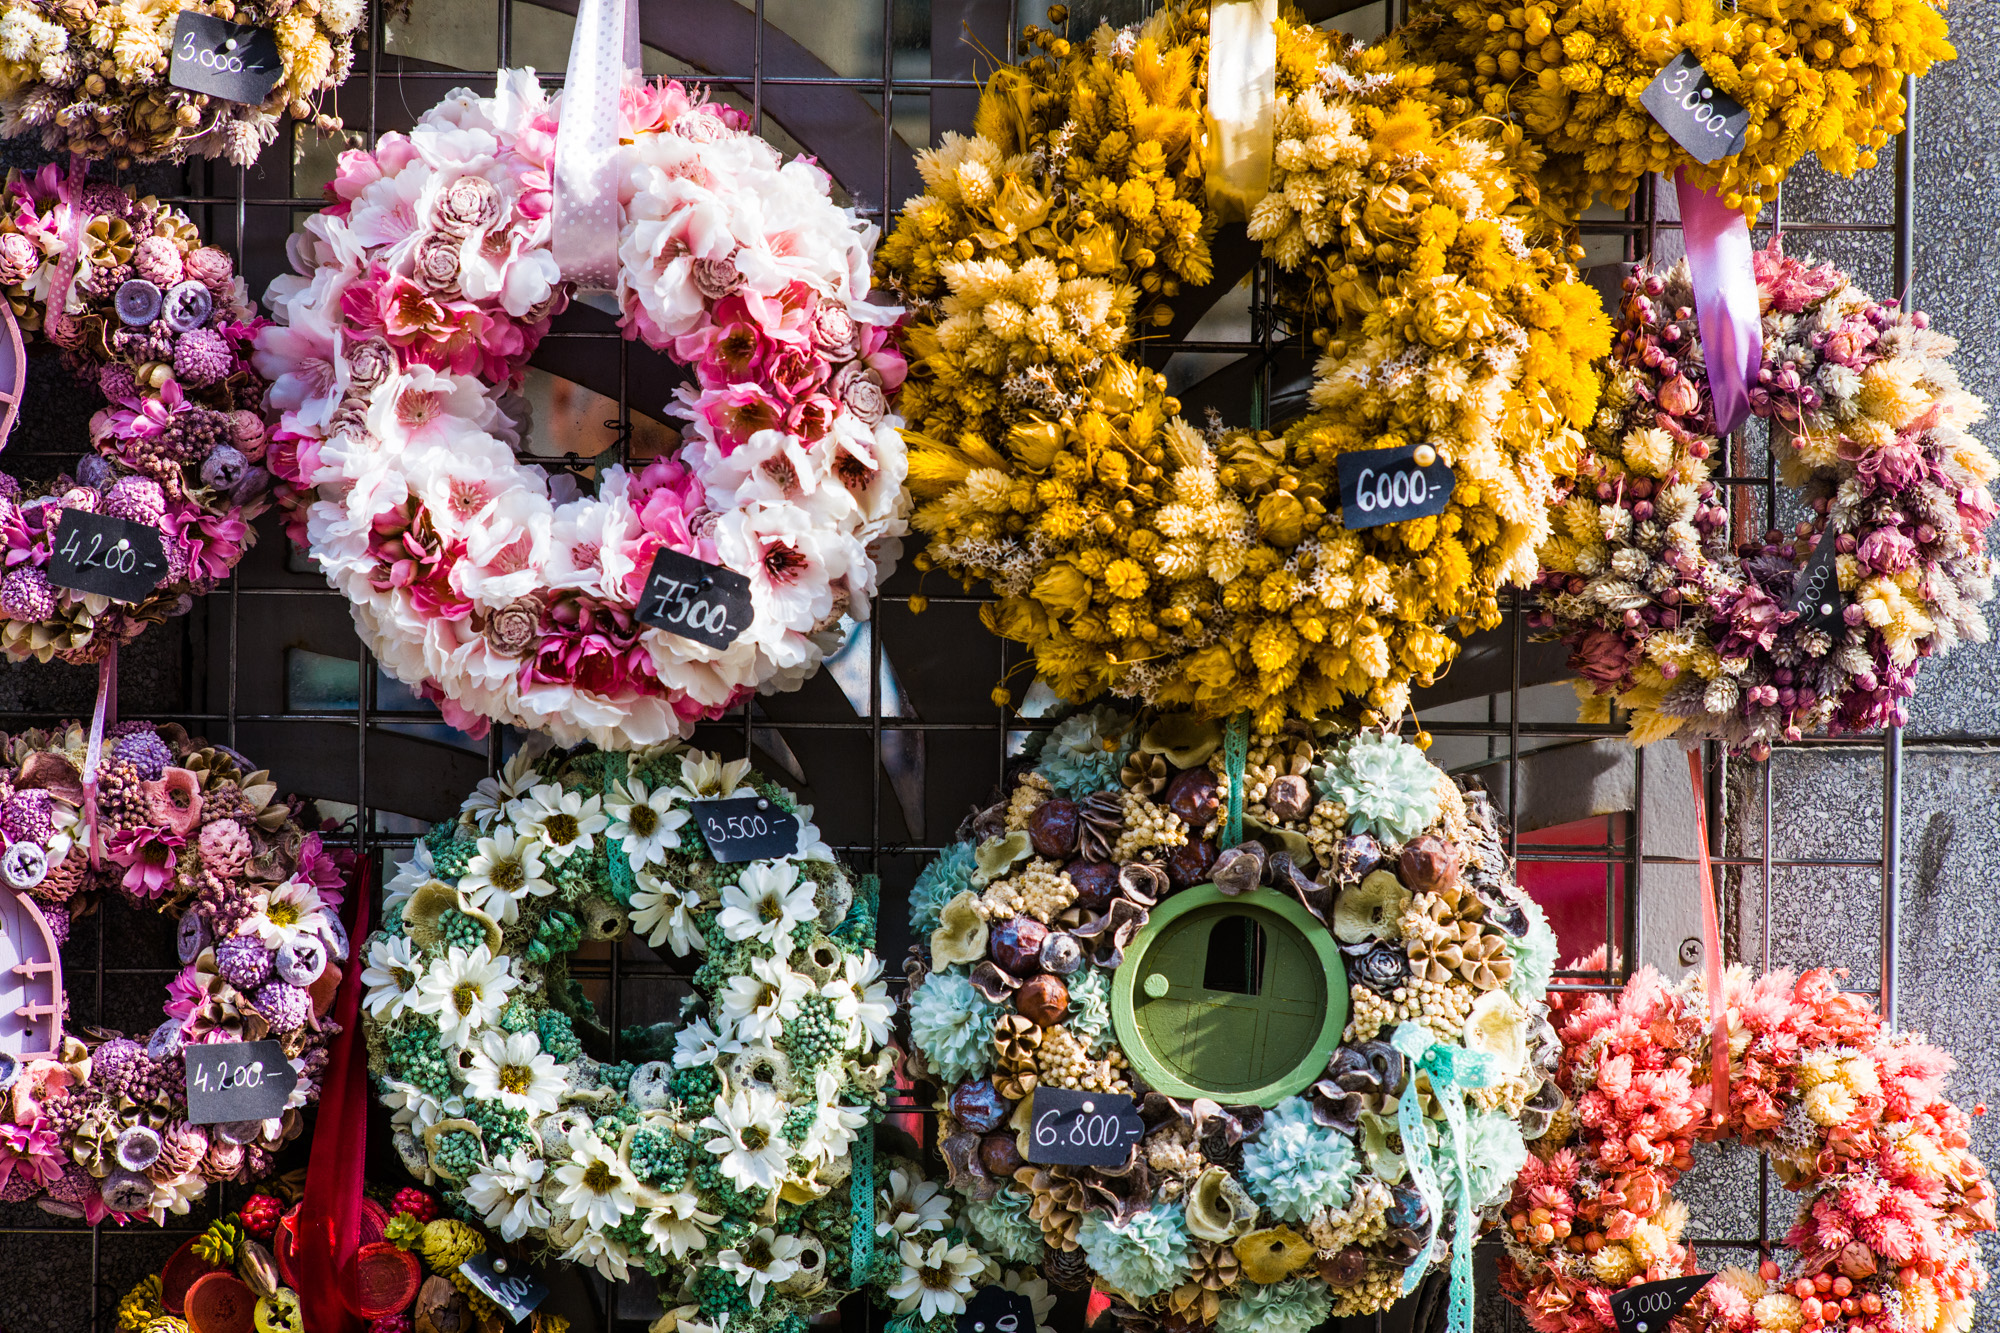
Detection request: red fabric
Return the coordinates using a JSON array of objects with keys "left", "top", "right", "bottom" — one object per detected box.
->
[
  {"left": 1685, "top": 749, "right": 1730, "bottom": 1114},
  {"left": 298, "top": 858, "right": 373, "bottom": 1333}
]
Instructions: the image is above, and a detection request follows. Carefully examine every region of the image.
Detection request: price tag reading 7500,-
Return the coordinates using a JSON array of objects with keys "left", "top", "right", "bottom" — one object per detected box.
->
[
  {"left": 635, "top": 548, "right": 755, "bottom": 651},
  {"left": 689, "top": 796, "right": 800, "bottom": 864}
]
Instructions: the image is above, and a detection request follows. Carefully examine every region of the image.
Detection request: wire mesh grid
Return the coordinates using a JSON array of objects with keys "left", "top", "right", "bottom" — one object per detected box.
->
[{"left": 0, "top": 0, "right": 1931, "bottom": 1328}]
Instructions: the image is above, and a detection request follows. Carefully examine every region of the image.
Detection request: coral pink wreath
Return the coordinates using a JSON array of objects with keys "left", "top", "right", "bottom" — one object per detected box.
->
[
  {"left": 255, "top": 72, "right": 909, "bottom": 748},
  {"left": 1500, "top": 962, "right": 1995, "bottom": 1333}
]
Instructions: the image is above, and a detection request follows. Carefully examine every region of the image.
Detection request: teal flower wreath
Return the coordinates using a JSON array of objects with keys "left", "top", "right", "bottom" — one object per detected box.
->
[{"left": 360, "top": 741, "right": 896, "bottom": 1330}]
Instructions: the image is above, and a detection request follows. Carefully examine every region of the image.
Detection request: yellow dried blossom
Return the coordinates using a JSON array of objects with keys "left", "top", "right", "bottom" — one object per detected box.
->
[
  {"left": 881, "top": 2, "right": 1607, "bottom": 730},
  {"left": 1400, "top": 0, "right": 1954, "bottom": 218}
]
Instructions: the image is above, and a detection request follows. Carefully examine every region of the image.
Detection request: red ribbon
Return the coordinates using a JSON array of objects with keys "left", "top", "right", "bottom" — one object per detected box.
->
[
  {"left": 1685, "top": 749, "right": 1730, "bottom": 1115},
  {"left": 298, "top": 857, "right": 373, "bottom": 1333},
  {"left": 79, "top": 648, "right": 117, "bottom": 869},
  {"left": 1674, "top": 168, "right": 1763, "bottom": 437}
]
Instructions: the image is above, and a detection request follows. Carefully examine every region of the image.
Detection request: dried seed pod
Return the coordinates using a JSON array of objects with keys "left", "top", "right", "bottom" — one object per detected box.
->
[
  {"left": 1264, "top": 773, "right": 1313, "bottom": 821},
  {"left": 1015, "top": 973, "right": 1070, "bottom": 1027},
  {"left": 993, "top": 1014, "right": 1045, "bottom": 1068},
  {"left": 1029, "top": 798, "right": 1080, "bottom": 858}
]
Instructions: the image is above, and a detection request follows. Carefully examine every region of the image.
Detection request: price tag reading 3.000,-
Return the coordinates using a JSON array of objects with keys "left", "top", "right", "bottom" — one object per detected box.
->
[
  {"left": 167, "top": 11, "right": 284, "bottom": 106},
  {"left": 1639, "top": 53, "right": 1750, "bottom": 163}
]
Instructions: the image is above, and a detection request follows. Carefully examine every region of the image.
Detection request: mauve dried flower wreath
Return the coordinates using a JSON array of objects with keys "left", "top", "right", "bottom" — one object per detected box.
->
[
  {"left": 0, "top": 168, "right": 272, "bottom": 664},
  {"left": 0, "top": 721, "right": 348, "bottom": 1224},
  {"left": 1501, "top": 961, "right": 1995, "bottom": 1333},
  {"left": 1532, "top": 248, "right": 1996, "bottom": 756}
]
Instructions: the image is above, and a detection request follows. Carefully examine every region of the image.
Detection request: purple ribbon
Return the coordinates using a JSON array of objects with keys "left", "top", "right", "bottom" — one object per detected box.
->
[
  {"left": 1674, "top": 168, "right": 1762, "bottom": 436},
  {"left": 551, "top": 0, "right": 640, "bottom": 291}
]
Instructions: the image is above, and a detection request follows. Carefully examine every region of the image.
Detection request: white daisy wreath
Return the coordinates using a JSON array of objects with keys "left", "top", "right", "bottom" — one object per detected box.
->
[
  {"left": 255, "top": 70, "right": 910, "bottom": 748},
  {"left": 359, "top": 740, "right": 896, "bottom": 1323}
]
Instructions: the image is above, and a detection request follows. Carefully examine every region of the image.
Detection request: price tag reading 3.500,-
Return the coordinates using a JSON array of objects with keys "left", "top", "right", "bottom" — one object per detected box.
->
[
  {"left": 689, "top": 796, "right": 801, "bottom": 864},
  {"left": 635, "top": 547, "right": 755, "bottom": 651}
]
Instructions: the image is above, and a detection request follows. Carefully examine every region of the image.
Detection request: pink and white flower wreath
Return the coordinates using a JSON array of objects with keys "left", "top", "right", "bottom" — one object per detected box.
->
[{"left": 254, "top": 70, "right": 909, "bottom": 748}]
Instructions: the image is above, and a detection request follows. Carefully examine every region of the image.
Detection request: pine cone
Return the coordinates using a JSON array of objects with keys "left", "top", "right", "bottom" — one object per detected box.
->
[
  {"left": 1077, "top": 791, "right": 1124, "bottom": 863},
  {"left": 1044, "top": 1244, "right": 1090, "bottom": 1289},
  {"left": 1017, "top": 1165, "right": 1090, "bottom": 1249}
]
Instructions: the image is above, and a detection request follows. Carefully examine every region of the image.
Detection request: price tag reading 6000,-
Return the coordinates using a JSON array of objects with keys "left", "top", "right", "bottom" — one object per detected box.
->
[{"left": 689, "top": 796, "right": 801, "bottom": 864}]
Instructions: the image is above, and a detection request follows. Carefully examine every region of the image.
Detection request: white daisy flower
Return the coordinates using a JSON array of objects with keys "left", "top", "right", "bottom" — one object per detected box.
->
[
  {"left": 461, "top": 743, "right": 549, "bottom": 831},
  {"left": 361, "top": 934, "right": 421, "bottom": 1023},
  {"left": 876, "top": 1167, "right": 950, "bottom": 1238},
  {"left": 462, "top": 1029, "right": 567, "bottom": 1116},
  {"left": 715, "top": 954, "right": 808, "bottom": 1042},
  {"left": 382, "top": 841, "right": 436, "bottom": 917},
  {"left": 790, "top": 802, "right": 835, "bottom": 863},
  {"left": 464, "top": 1147, "right": 551, "bottom": 1242},
  {"left": 239, "top": 878, "right": 332, "bottom": 949},
  {"left": 700, "top": 1087, "right": 791, "bottom": 1193},
  {"left": 632, "top": 868, "right": 706, "bottom": 957},
  {"left": 1003, "top": 1271, "right": 1057, "bottom": 1333},
  {"left": 552, "top": 1126, "right": 640, "bottom": 1232},
  {"left": 460, "top": 826, "right": 555, "bottom": 926},
  {"left": 887, "top": 1236, "right": 983, "bottom": 1321},
  {"left": 801, "top": 1068, "right": 866, "bottom": 1166},
  {"left": 716, "top": 860, "right": 818, "bottom": 954},
  {"left": 668, "top": 750, "right": 756, "bottom": 803},
  {"left": 605, "top": 776, "right": 688, "bottom": 869},
  {"left": 508, "top": 782, "right": 608, "bottom": 862},
  {"left": 673, "top": 1014, "right": 741, "bottom": 1070},
  {"left": 410, "top": 945, "right": 517, "bottom": 1050},
  {"left": 716, "top": 1228, "right": 804, "bottom": 1307},
  {"left": 379, "top": 1079, "right": 463, "bottom": 1136},
  {"left": 823, "top": 951, "right": 894, "bottom": 1048},
  {"left": 560, "top": 1227, "right": 634, "bottom": 1281},
  {"left": 640, "top": 1189, "right": 720, "bottom": 1260}
]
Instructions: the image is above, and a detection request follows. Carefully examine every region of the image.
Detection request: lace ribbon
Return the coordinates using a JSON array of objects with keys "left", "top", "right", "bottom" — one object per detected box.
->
[
  {"left": 1221, "top": 711, "right": 1250, "bottom": 846},
  {"left": 551, "top": 0, "right": 640, "bottom": 289},
  {"left": 601, "top": 752, "right": 638, "bottom": 905},
  {"left": 1391, "top": 1021, "right": 1497, "bottom": 1333},
  {"left": 846, "top": 873, "right": 881, "bottom": 1285}
]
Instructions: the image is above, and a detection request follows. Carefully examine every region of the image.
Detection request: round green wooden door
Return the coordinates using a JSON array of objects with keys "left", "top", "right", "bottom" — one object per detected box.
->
[{"left": 1110, "top": 885, "right": 1346, "bottom": 1106}]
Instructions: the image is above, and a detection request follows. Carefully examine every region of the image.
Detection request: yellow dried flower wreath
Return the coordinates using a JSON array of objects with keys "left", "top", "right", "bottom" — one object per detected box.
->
[
  {"left": 877, "top": 1, "right": 1610, "bottom": 729},
  {"left": 1398, "top": 0, "right": 1955, "bottom": 217}
]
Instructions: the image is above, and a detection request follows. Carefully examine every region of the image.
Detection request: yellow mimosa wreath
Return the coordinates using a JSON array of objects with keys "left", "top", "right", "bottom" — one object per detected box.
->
[{"left": 877, "top": 3, "right": 1610, "bottom": 730}]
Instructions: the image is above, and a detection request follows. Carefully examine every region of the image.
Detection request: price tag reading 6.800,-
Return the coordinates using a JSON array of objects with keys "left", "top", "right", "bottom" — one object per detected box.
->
[
  {"left": 635, "top": 547, "right": 755, "bottom": 651},
  {"left": 689, "top": 796, "right": 801, "bottom": 864},
  {"left": 1025, "top": 1087, "right": 1146, "bottom": 1166},
  {"left": 182, "top": 1039, "right": 298, "bottom": 1125}
]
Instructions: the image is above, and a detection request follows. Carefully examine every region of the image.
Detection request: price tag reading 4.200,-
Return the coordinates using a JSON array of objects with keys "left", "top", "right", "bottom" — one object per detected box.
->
[
  {"left": 689, "top": 796, "right": 800, "bottom": 864},
  {"left": 1025, "top": 1087, "right": 1146, "bottom": 1166},
  {"left": 183, "top": 1039, "right": 297, "bottom": 1125},
  {"left": 46, "top": 510, "right": 169, "bottom": 604},
  {"left": 635, "top": 548, "right": 755, "bottom": 651},
  {"left": 167, "top": 11, "right": 284, "bottom": 106}
]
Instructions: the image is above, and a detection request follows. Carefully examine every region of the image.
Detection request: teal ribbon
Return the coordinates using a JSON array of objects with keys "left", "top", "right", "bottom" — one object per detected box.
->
[
  {"left": 601, "top": 752, "right": 637, "bottom": 906},
  {"left": 846, "top": 872, "right": 882, "bottom": 1287},
  {"left": 1221, "top": 712, "right": 1250, "bottom": 847},
  {"left": 1390, "top": 1021, "right": 1497, "bottom": 1333}
]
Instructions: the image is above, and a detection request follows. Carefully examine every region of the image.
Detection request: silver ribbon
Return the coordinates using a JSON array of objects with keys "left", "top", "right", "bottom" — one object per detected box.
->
[{"left": 552, "top": 0, "right": 641, "bottom": 290}]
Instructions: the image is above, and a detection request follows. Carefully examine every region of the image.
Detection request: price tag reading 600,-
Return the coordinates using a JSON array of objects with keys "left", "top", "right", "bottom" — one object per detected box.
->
[{"left": 689, "top": 796, "right": 801, "bottom": 864}]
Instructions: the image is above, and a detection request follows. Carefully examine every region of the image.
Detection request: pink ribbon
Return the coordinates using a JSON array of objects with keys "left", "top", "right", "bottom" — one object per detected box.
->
[
  {"left": 1686, "top": 749, "right": 1730, "bottom": 1115},
  {"left": 79, "top": 648, "right": 116, "bottom": 870},
  {"left": 45, "top": 157, "right": 90, "bottom": 332},
  {"left": 1674, "top": 168, "right": 1762, "bottom": 436},
  {"left": 551, "top": 0, "right": 639, "bottom": 290}
]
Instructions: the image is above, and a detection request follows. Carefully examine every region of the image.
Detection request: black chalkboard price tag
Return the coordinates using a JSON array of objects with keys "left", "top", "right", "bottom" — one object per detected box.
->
[
  {"left": 636, "top": 548, "right": 754, "bottom": 650},
  {"left": 1335, "top": 444, "right": 1456, "bottom": 531},
  {"left": 1610, "top": 1273, "right": 1713, "bottom": 1333},
  {"left": 958, "top": 1286, "right": 1035, "bottom": 1333},
  {"left": 167, "top": 12, "right": 284, "bottom": 106},
  {"left": 183, "top": 1039, "right": 297, "bottom": 1125},
  {"left": 1025, "top": 1087, "right": 1145, "bottom": 1166},
  {"left": 47, "top": 509, "right": 168, "bottom": 604},
  {"left": 1639, "top": 54, "right": 1750, "bottom": 164},
  {"left": 1786, "top": 527, "right": 1844, "bottom": 635},
  {"left": 689, "top": 795, "right": 800, "bottom": 864},
  {"left": 458, "top": 1251, "right": 548, "bottom": 1324}
]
